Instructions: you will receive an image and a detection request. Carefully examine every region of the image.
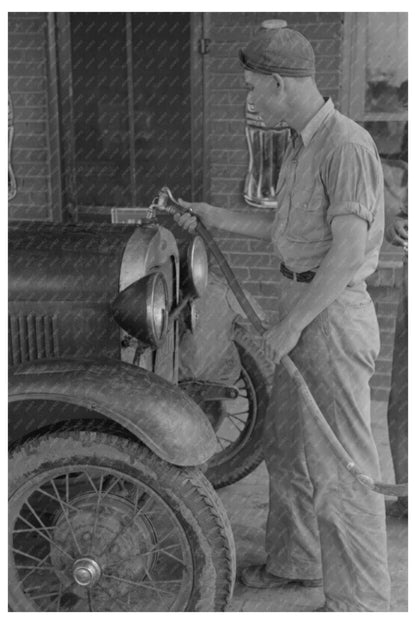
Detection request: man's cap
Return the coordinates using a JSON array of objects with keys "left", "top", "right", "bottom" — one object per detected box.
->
[{"left": 239, "top": 20, "right": 315, "bottom": 78}]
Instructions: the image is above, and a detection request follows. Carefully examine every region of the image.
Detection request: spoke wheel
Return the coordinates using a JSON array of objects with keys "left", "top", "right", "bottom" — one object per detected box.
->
[
  {"left": 204, "top": 325, "right": 274, "bottom": 489},
  {"left": 9, "top": 431, "right": 235, "bottom": 612}
]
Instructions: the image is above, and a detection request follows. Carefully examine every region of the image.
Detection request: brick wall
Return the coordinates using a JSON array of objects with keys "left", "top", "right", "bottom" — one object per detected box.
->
[
  {"left": 8, "top": 12, "right": 52, "bottom": 220},
  {"left": 205, "top": 12, "right": 402, "bottom": 401}
]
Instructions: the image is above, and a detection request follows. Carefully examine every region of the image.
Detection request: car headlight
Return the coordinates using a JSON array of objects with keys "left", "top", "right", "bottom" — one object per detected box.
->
[
  {"left": 111, "top": 272, "right": 168, "bottom": 347},
  {"left": 184, "top": 235, "right": 208, "bottom": 298}
]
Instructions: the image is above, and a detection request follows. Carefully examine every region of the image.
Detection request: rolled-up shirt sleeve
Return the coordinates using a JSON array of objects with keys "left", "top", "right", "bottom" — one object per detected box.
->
[{"left": 323, "top": 142, "right": 382, "bottom": 227}]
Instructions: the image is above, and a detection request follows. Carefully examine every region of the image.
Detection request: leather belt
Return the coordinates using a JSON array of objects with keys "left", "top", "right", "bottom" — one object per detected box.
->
[{"left": 280, "top": 262, "right": 316, "bottom": 283}]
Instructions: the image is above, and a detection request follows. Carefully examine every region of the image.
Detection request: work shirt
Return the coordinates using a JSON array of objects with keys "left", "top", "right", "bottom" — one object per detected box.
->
[{"left": 271, "top": 99, "right": 384, "bottom": 283}]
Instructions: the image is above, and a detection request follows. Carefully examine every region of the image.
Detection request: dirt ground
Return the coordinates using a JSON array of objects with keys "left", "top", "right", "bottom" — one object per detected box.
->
[{"left": 218, "top": 400, "right": 408, "bottom": 612}]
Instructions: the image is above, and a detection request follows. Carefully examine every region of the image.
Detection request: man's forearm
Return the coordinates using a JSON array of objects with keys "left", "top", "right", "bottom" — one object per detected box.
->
[{"left": 212, "top": 206, "right": 274, "bottom": 240}]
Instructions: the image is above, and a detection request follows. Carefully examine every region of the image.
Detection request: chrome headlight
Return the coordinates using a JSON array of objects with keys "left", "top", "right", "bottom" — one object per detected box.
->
[
  {"left": 112, "top": 272, "right": 168, "bottom": 347},
  {"left": 185, "top": 235, "right": 208, "bottom": 298}
]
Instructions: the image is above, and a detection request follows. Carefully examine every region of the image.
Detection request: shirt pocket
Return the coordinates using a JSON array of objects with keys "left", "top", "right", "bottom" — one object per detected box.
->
[{"left": 285, "top": 183, "right": 331, "bottom": 243}]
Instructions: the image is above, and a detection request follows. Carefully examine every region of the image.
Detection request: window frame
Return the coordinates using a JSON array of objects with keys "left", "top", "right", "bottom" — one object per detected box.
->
[
  {"left": 53, "top": 12, "right": 205, "bottom": 222},
  {"left": 341, "top": 13, "right": 407, "bottom": 123}
]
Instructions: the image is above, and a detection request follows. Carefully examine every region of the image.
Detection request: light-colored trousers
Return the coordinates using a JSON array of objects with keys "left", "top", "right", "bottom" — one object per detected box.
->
[{"left": 263, "top": 277, "right": 391, "bottom": 611}]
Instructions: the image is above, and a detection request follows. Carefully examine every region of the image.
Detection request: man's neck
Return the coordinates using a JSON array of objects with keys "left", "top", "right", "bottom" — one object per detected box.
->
[{"left": 285, "top": 93, "right": 326, "bottom": 133}]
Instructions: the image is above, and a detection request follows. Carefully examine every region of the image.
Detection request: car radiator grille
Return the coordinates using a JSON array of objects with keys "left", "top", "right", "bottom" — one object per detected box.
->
[{"left": 8, "top": 314, "right": 60, "bottom": 365}]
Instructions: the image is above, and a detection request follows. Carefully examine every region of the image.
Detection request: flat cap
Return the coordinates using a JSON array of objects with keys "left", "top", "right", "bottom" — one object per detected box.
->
[{"left": 239, "top": 20, "right": 315, "bottom": 77}]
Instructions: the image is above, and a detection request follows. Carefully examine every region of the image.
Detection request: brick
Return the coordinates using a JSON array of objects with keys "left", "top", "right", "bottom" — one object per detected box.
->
[
  {"left": 371, "top": 387, "right": 389, "bottom": 402},
  {"left": 9, "top": 76, "right": 47, "bottom": 93},
  {"left": 14, "top": 163, "right": 49, "bottom": 177},
  {"left": 297, "top": 22, "right": 342, "bottom": 40},
  {"left": 248, "top": 267, "right": 280, "bottom": 282},
  {"left": 380, "top": 331, "right": 395, "bottom": 346},
  {"left": 8, "top": 33, "right": 46, "bottom": 49},
  {"left": 8, "top": 15, "right": 46, "bottom": 34},
  {"left": 208, "top": 73, "right": 246, "bottom": 90},
  {"left": 227, "top": 252, "right": 275, "bottom": 268},
  {"left": 211, "top": 164, "right": 247, "bottom": 179},
  {"left": 210, "top": 149, "right": 230, "bottom": 164},
  {"left": 216, "top": 238, "right": 251, "bottom": 253},
  {"left": 313, "top": 40, "right": 340, "bottom": 56},
  {"left": 213, "top": 25, "right": 255, "bottom": 42},
  {"left": 8, "top": 47, "right": 46, "bottom": 62},
  {"left": 212, "top": 178, "right": 243, "bottom": 194},
  {"left": 228, "top": 91, "right": 247, "bottom": 106},
  {"left": 211, "top": 134, "right": 246, "bottom": 150},
  {"left": 207, "top": 91, "right": 232, "bottom": 107},
  {"left": 13, "top": 148, "right": 48, "bottom": 163},
  {"left": 210, "top": 42, "right": 241, "bottom": 58},
  {"left": 315, "top": 55, "right": 342, "bottom": 73},
  {"left": 377, "top": 315, "right": 397, "bottom": 331},
  {"left": 8, "top": 92, "right": 46, "bottom": 108},
  {"left": 232, "top": 267, "right": 250, "bottom": 281},
  {"left": 209, "top": 57, "right": 242, "bottom": 74},
  {"left": 375, "top": 360, "right": 394, "bottom": 374},
  {"left": 8, "top": 204, "right": 51, "bottom": 220},
  {"left": 18, "top": 176, "right": 49, "bottom": 192},
  {"left": 315, "top": 72, "right": 340, "bottom": 89},
  {"left": 379, "top": 342, "right": 394, "bottom": 361},
  {"left": 376, "top": 301, "right": 399, "bottom": 316},
  {"left": 210, "top": 193, "right": 231, "bottom": 207},
  {"left": 225, "top": 194, "right": 248, "bottom": 209},
  {"left": 14, "top": 190, "right": 50, "bottom": 205},
  {"left": 211, "top": 120, "right": 231, "bottom": 136},
  {"left": 242, "top": 281, "right": 262, "bottom": 295},
  {"left": 8, "top": 61, "right": 46, "bottom": 76},
  {"left": 13, "top": 106, "right": 47, "bottom": 122},
  {"left": 210, "top": 106, "right": 245, "bottom": 121},
  {"left": 228, "top": 149, "right": 249, "bottom": 164},
  {"left": 371, "top": 373, "right": 393, "bottom": 389},
  {"left": 13, "top": 132, "right": 47, "bottom": 149},
  {"left": 249, "top": 239, "right": 274, "bottom": 253}
]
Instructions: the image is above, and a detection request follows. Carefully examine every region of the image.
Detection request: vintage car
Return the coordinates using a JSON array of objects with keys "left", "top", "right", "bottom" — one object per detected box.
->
[{"left": 8, "top": 220, "right": 236, "bottom": 612}]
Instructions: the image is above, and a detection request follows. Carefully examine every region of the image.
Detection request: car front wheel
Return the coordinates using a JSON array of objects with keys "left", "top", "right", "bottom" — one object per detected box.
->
[{"left": 9, "top": 431, "right": 235, "bottom": 612}]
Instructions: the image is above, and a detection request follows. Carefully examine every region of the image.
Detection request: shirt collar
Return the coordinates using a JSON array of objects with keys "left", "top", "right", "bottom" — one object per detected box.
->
[{"left": 299, "top": 97, "right": 334, "bottom": 147}]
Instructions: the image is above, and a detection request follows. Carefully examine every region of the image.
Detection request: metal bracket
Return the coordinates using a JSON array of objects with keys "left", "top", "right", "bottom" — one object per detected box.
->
[
  {"left": 198, "top": 38, "right": 211, "bottom": 55},
  {"left": 179, "top": 380, "right": 238, "bottom": 403}
]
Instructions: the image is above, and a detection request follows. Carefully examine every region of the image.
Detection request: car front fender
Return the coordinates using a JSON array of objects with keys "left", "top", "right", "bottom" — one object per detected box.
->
[{"left": 8, "top": 358, "right": 217, "bottom": 466}]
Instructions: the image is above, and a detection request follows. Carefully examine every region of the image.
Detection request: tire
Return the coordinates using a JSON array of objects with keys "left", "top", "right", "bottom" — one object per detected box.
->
[
  {"left": 205, "top": 325, "right": 274, "bottom": 489},
  {"left": 9, "top": 431, "right": 235, "bottom": 612}
]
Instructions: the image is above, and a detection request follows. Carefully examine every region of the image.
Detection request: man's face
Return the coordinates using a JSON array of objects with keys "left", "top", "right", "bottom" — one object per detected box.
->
[{"left": 244, "top": 70, "right": 286, "bottom": 126}]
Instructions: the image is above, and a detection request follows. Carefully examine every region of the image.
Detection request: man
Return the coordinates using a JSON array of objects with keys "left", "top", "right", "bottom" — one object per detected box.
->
[
  {"left": 175, "top": 22, "right": 390, "bottom": 611},
  {"left": 384, "top": 87, "right": 408, "bottom": 517},
  {"left": 385, "top": 203, "right": 408, "bottom": 519}
]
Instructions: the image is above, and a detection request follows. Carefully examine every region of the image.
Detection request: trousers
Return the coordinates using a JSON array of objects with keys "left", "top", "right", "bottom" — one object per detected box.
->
[
  {"left": 387, "top": 260, "right": 408, "bottom": 494},
  {"left": 263, "top": 276, "right": 391, "bottom": 611}
]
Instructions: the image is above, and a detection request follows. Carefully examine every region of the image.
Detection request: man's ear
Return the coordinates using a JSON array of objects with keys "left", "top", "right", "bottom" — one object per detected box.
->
[{"left": 271, "top": 73, "right": 284, "bottom": 91}]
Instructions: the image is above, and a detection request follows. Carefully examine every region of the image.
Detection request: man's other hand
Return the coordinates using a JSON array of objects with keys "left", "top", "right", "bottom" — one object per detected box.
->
[
  {"left": 387, "top": 215, "right": 408, "bottom": 248},
  {"left": 262, "top": 318, "right": 302, "bottom": 364}
]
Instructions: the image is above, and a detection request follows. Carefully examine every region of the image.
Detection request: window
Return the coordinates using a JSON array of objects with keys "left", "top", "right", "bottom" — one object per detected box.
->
[
  {"left": 67, "top": 13, "right": 193, "bottom": 211},
  {"left": 342, "top": 13, "right": 408, "bottom": 159},
  {"left": 342, "top": 13, "right": 408, "bottom": 221}
]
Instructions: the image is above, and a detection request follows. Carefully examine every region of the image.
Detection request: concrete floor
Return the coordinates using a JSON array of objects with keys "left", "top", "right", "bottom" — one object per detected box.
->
[{"left": 218, "top": 401, "right": 408, "bottom": 612}]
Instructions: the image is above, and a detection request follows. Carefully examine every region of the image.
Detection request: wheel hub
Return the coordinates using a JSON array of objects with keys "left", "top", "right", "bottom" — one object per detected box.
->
[
  {"left": 73, "top": 558, "right": 101, "bottom": 587},
  {"left": 51, "top": 490, "right": 157, "bottom": 588}
]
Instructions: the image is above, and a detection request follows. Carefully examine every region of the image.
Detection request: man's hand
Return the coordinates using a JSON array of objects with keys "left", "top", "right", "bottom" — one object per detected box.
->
[
  {"left": 174, "top": 199, "right": 218, "bottom": 232},
  {"left": 262, "top": 318, "right": 302, "bottom": 364},
  {"left": 387, "top": 215, "right": 408, "bottom": 249}
]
